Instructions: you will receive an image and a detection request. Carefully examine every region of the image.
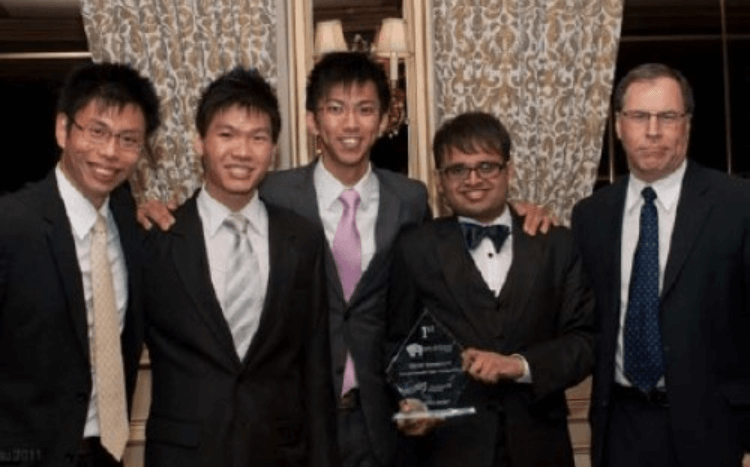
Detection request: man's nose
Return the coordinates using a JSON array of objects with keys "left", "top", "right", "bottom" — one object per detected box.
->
[{"left": 646, "top": 114, "right": 661, "bottom": 137}]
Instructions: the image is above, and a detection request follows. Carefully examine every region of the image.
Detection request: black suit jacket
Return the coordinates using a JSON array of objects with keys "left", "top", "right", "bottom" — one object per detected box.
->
[
  {"left": 386, "top": 215, "right": 595, "bottom": 467},
  {"left": 142, "top": 194, "right": 339, "bottom": 467},
  {"left": 572, "top": 161, "right": 750, "bottom": 467},
  {"left": 259, "top": 163, "right": 431, "bottom": 465},
  {"left": 0, "top": 172, "right": 144, "bottom": 466}
]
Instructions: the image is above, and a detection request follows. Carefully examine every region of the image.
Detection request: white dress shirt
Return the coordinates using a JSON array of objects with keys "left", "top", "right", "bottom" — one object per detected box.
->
[
  {"left": 615, "top": 160, "right": 686, "bottom": 387},
  {"left": 197, "top": 188, "right": 269, "bottom": 357},
  {"left": 55, "top": 166, "right": 128, "bottom": 438},
  {"left": 459, "top": 207, "right": 531, "bottom": 382},
  {"left": 314, "top": 159, "right": 379, "bottom": 275}
]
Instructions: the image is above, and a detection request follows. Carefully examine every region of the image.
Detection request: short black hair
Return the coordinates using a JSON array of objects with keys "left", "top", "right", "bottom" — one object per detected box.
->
[
  {"left": 195, "top": 67, "right": 281, "bottom": 142},
  {"left": 306, "top": 52, "right": 391, "bottom": 116},
  {"left": 613, "top": 63, "right": 694, "bottom": 115},
  {"left": 433, "top": 112, "right": 512, "bottom": 168},
  {"left": 57, "top": 62, "right": 161, "bottom": 137}
]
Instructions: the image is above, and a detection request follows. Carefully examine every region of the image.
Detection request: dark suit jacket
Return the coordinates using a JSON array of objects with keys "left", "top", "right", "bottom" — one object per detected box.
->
[
  {"left": 0, "top": 172, "right": 144, "bottom": 466},
  {"left": 386, "top": 214, "right": 595, "bottom": 467},
  {"left": 571, "top": 161, "right": 750, "bottom": 467},
  {"left": 260, "top": 162, "right": 431, "bottom": 465},
  {"left": 142, "top": 194, "right": 339, "bottom": 467}
]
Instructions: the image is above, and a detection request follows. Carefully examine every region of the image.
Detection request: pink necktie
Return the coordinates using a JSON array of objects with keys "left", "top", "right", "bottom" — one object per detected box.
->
[{"left": 332, "top": 189, "right": 361, "bottom": 395}]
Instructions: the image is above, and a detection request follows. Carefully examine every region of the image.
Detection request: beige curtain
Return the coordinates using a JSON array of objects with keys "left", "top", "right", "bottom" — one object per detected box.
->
[
  {"left": 80, "top": 0, "right": 278, "bottom": 205},
  {"left": 432, "top": 0, "right": 623, "bottom": 223}
]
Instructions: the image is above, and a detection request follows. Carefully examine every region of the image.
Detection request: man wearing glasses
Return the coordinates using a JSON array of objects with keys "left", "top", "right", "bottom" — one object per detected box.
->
[
  {"left": 0, "top": 63, "right": 160, "bottom": 467},
  {"left": 572, "top": 63, "right": 750, "bottom": 467},
  {"left": 387, "top": 111, "right": 594, "bottom": 467}
]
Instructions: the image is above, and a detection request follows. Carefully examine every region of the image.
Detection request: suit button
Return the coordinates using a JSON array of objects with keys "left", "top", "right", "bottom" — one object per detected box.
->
[{"left": 76, "top": 393, "right": 87, "bottom": 403}]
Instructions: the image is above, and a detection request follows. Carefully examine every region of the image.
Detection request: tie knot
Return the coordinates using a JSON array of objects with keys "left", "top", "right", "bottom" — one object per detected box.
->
[
  {"left": 94, "top": 214, "right": 107, "bottom": 235},
  {"left": 224, "top": 213, "right": 249, "bottom": 235},
  {"left": 642, "top": 186, "right": 657, "bottom": 204},
  {"left": 460, "top": 222, "right": 510, "bottom": 253},
  {"left": 339, "top": 189, "right": 361, "bottom": 211}
]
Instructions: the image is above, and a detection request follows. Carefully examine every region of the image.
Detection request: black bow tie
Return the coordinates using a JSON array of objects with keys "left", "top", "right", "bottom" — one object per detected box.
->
[{"left": 460, "top": 222, "right": 510, "bottom": 253}]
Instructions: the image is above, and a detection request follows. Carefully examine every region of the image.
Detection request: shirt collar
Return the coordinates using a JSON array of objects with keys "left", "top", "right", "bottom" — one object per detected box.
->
[
  {"left": 198, "top": 187, "right": 264, "bottom": 237},
  {"left": 626, "top": 159, "right": 687, "bottom": 215},
  {"left": 313, "top": 158, "right": 376, "bottom": 212},
  {"left": 55, "top": 164, "right": 111, "bottom": 240},
  {"left": 458, "top": 204, "right": 513, "bottom": 231}
]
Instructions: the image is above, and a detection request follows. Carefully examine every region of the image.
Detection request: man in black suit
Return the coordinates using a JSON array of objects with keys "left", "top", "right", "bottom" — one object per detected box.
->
[
  {"left": 0, "top": 63, "right": 160, "bottom": 467},
  {"left": 572, "top": 63, "right": 750, "bottom": 467},
  {"left": 387, "top": 111, "right": 594, "bottom": 467},
  {"left": 259, "top": 52, "right": 431, "bottom": 467},
  {"left": 141, "top": 67, "right": 338, "bottom": 467},
  {"left": 136, "top": 52, "right": 551, "bottom": 467}
]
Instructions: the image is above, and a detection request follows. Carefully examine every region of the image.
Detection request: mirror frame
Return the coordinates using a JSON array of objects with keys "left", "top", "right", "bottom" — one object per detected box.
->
[{"left": 287, "top": 0, "right": 438, "bottom": 210}]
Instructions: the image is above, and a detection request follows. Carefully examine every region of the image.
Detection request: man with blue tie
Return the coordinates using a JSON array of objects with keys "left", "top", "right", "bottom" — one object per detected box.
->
[
  {"left": 572, "top": 63, "right": 750, "bottom": 467},
  {"left": 387, "top": 111, "right": 595, "bottom": 467}
]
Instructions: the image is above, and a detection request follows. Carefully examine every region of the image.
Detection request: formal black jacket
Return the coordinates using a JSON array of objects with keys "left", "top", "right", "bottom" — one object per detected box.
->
[
  {"left": 0, "top": 172, "right": 144, "bottom": 466},
  {"left": 142, "top": 193, "right": 339, "bottom": 467},
  {"left": 572, "top": 161, "right": 750, "bottom": 467},
  {"left": 386, "top": 213, "right": 595, "bottom": 467}
]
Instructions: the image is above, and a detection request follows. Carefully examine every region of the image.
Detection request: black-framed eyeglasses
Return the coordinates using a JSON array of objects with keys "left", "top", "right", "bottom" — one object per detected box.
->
[
  {"left": 70, "top": 119, "right": 145, "bottom": 152},
  {"left": 619, "top": 110, "right": 689, "bottom": 127},
  {"left": 440, "top": 160, "right": 508, "bottom": 182}
]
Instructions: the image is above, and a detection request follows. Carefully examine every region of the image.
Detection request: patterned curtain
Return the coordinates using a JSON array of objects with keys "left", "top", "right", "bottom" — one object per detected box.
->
[
  {"left": 432, "top": 0, "right": 623, "bottom": 223},
  {"left": 80, "top": 0, "right": 278, "bottom": 205}
]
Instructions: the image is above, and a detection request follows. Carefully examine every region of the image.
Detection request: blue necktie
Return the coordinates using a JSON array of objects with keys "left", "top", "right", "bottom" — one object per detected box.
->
[
  {"left": 460, "top": 222, "right": 509, "bottom": 253},
  {"left": 624, "top": 186, "right": 665, "bottom": 392}
]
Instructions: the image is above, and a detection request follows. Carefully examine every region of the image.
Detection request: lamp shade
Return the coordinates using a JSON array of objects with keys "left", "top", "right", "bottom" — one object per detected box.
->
[
  {"left": 374, "top": 18, "right": 408, "bottom": 56},
  {"left": 314, "top": 20, "right": 347, "bottom": 56}
]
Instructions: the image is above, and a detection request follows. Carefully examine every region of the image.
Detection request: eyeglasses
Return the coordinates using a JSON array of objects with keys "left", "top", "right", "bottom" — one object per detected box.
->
[
  {"left": 317, "top": 102, "right": 380, "bottom": 118},
  {"left": 620, "top": 110, "right": 688, "bottom": 127},
  {"left": 70, "top": 119, "right": 145, "bottom": 152},
  {"left": 440, "top": 161, "right": 507, "bottom": 182}
]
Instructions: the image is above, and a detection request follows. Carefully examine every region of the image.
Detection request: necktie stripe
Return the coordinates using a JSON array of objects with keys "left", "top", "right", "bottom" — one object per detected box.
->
[
  {"left": 624, "top": 186, "right": 665, "bottom": 392},
  {"left": 332, "top": 189, "right": 362, "bottom": 396},
  {"left": 91, "top": 215, "right": 128, "bottom": 460},
  {"left": 224, "top": 213, "right": 262, "bottom": 358}
]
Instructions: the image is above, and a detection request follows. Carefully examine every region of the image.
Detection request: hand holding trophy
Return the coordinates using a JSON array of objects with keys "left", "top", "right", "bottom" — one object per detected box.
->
[{"left": 387, "top": 309, "right": 476, "bottom": 435}]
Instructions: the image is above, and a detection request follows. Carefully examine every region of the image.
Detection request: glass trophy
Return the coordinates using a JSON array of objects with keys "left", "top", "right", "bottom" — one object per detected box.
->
[{"left": 387, "top": 309, "right": 476, "bottom": 420}]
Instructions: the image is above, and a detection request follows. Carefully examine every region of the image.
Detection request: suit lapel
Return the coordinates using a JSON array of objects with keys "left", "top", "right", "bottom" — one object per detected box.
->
[
  {"left": 171, "top": 198, "right": 240, "bottom": 363},
  {"left": 286, "top": 164, "right": 347, "bottom": 307},
  {"left": 348, "top": 170, "right": 402, "bottom": 306},
  {"left": 596, "top": 178, "right": 628, "bottom": 363},
  {"left": 662, "top": 163, "right": 712, "bottom": 299},
  {"left": 241, "top": 206, "right": 299, "bottom": 368},
  {"left": 434, "top": 219, "right": 496, "bottom": 344},
  {"left": 109, "top": 186, "right": 144, "bottom": 382},
  {"left": 499, "top": 216, "right": 543, "bottom": 343},
  {"left": 39, "top": 174, "right": 90, "bottom": 362}
]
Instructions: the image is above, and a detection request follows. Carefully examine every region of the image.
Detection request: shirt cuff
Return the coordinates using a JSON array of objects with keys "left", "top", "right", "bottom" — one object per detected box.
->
[{"left": 512, "top": 354, "right": 532, "bottom": 383}]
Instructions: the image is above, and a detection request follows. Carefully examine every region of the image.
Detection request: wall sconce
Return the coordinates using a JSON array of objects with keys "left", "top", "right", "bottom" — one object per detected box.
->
[
  {"left": 312, "top": 17, "right": 409, "bottom": 138},
  {"left": 314, "top": 20, "right": 347, "bottom": 56},
  {"left": 374, "top": 18, "right": 408, "bottom": 137}
]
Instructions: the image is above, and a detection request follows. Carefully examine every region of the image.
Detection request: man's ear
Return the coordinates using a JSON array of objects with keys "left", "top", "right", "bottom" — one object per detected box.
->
[
  {"left": 306, "top": 111, "right": 319, "bottom": 136},
  {"left": 435, "top": 170, "right": 445, "bottom": 196},
  {"left": 507, "top": 160, "right": 514, "bottom": 181},
  {"left": 615, "top": 113, "right": 623, "bottom": 140},
  {"left": 193, "top": 134, "right": 204, "bottom": 159},
  {"left": 55, "top": 113, "right": 68, "bottom": 150},
  {"left": 379, "top": 112, "right": 389, "bottom": 136}
]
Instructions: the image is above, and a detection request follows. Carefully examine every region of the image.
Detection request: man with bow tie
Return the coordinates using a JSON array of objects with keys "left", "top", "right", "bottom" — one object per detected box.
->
[{"left": 386, "top": 111, "right": 595, "bottom": 467}]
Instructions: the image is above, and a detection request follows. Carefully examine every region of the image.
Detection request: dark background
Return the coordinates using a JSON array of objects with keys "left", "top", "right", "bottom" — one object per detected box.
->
[{"left": 1, "top": 1, "right": 749, "bottom": 194}]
